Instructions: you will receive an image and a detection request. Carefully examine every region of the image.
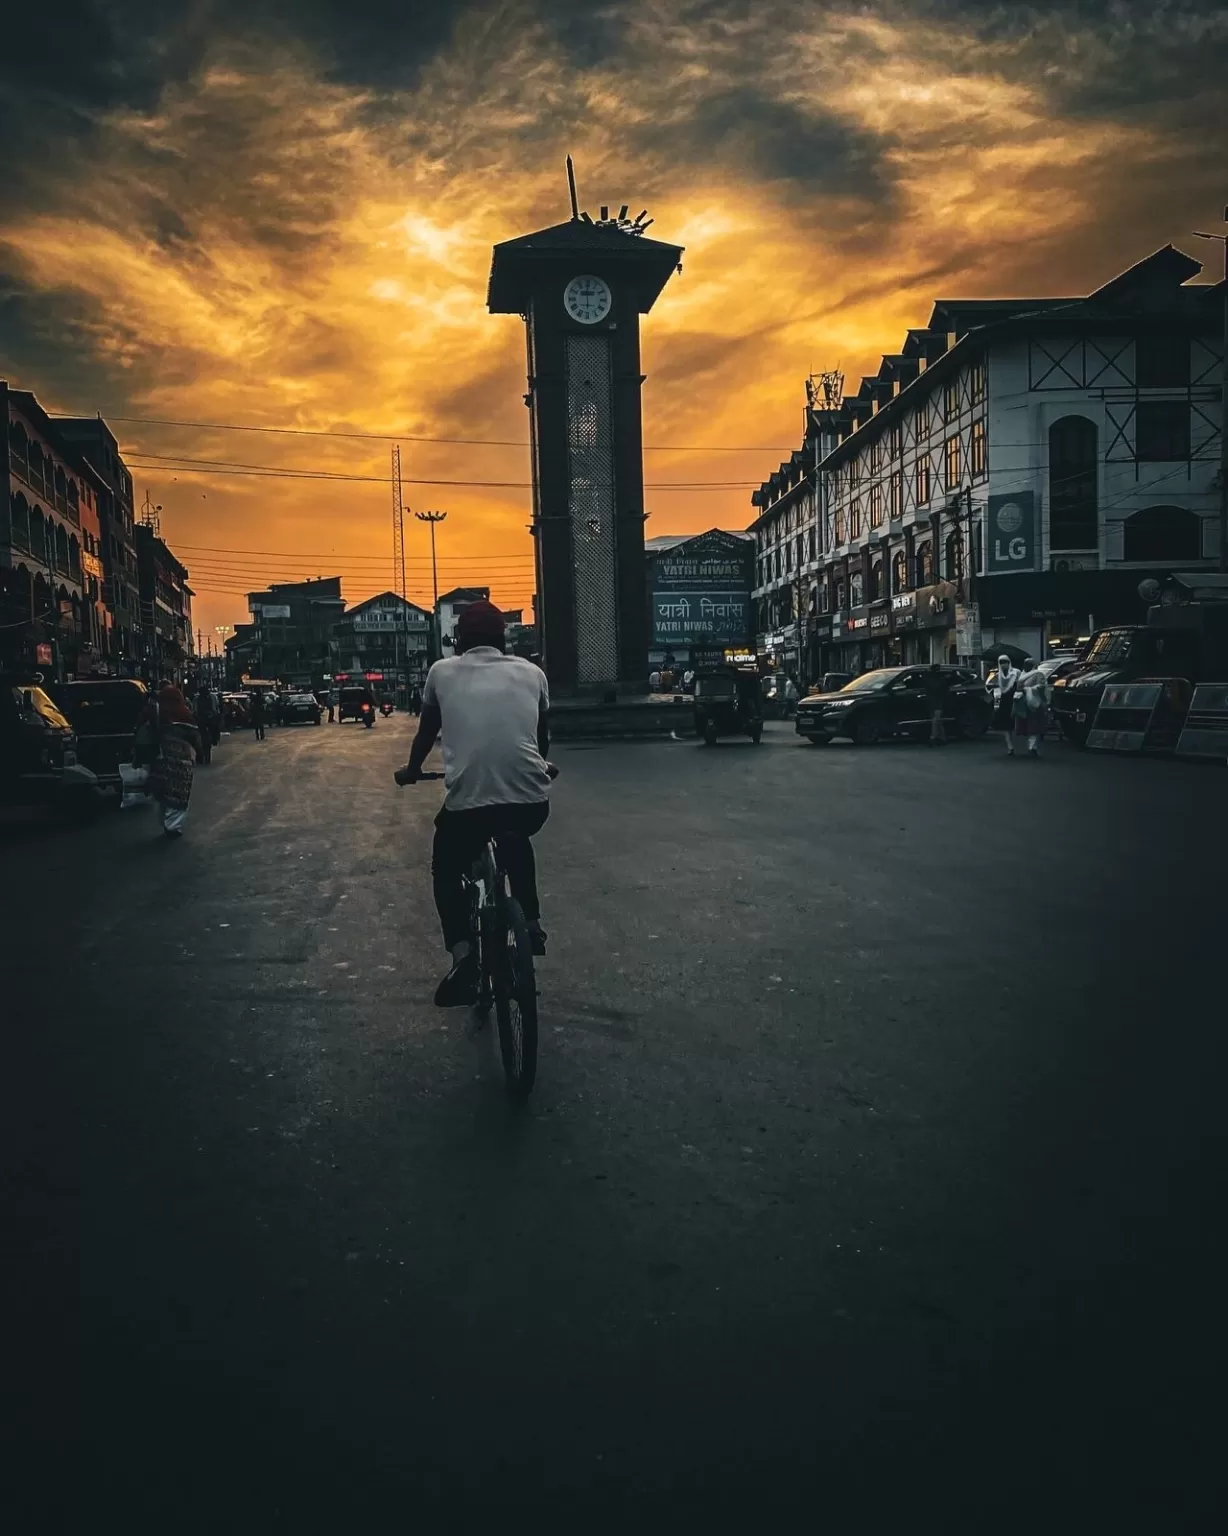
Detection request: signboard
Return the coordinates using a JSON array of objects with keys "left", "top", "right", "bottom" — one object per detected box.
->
[
  {"left": 723, "top": 649, "right": 756, "bottom": 665},
  {"left": 652, "top": 530, "right": 752, "bottom": 589},
  {"left": 955, "top": 602, "right": 981, "bottom": 657},
  {"left": 986, "top": 490, "right": 1037, "bottom": 573},
  {"left": 255, "top": 603, "right": 292, "bottom": 620},
  {"left": 651, "top": 591, "right": 750, "bottom": 647},
  {"left": 869, "top": 610, "right": 891, "bottom": 633},
  {"left": 35, "top": 643, "right": 53, "bottom": 665}
]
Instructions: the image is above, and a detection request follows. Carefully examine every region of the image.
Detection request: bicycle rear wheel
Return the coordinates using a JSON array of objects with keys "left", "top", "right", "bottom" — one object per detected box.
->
[{"left": 492, "top": 893, "right": 538, "bottom": 1097}]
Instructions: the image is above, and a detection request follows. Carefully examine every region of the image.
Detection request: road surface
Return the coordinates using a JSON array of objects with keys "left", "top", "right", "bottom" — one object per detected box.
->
[{"left": 5, "top": 717, "right": 1223, "bottom": 1529}]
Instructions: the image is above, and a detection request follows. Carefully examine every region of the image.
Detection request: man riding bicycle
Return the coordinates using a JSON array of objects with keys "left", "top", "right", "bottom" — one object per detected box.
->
[{"left": 396, "top": 600, "right": 552, "bottom": 1006}]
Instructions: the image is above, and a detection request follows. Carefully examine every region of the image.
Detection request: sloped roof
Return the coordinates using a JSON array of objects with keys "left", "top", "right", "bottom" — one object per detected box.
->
[{"left": 488, "top": 218, "right": 683, "bottom": 313}]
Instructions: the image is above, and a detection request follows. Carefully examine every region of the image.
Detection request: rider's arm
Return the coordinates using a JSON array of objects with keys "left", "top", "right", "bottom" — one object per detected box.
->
[
  {"left": 405, "top": 703, "right": 442, "bottom": 779},
  {"left": 537, "top": 703, "right": 550, "bottom": 760}
]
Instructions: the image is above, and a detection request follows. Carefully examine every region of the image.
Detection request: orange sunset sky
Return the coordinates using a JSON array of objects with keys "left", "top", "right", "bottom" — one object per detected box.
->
[{"left": 2, "top": 0, "right": 1223, "bottom": 643}]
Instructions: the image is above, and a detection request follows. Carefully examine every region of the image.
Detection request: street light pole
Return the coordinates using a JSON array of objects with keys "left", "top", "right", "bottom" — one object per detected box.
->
[
  {"left": 415, "top": 510, "right": 447, "bottom": 657},
  {"left": 1193, "top": 208, "right": 1228, "bottom": 573}
]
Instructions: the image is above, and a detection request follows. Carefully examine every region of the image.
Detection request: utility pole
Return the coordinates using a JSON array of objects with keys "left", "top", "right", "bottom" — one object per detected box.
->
[
  {"left": 392, "top": 447, "right": 408, "bottom": 703},
  {"left": 415, "top": 510, "right": 447, "bottom": 657},
  {"left": 1193, "top": 209, "right": 1228, "bottom": 572}
]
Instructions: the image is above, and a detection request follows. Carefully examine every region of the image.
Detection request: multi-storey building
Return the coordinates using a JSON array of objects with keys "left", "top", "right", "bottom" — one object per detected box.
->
[
  {"left": 332, "top": 591, "right": 432, "bottom": 699},
  {"left": 56, "top": 415, "right": 143, "bottom": 674},
  {"left": 244, "top": 576, "right": 344, "bottom": 689},
  {"left": 1, "top": 383, "right": 106, "bottom": 677},
  {"left": 751, "top": 244, "right": 1223, "bottom": 677},
  {"left": 749, "top": 442, "right": 823, "bottom": 682},
  {"left": 135, "top": 524, "right": 194, "bottom": 680}
]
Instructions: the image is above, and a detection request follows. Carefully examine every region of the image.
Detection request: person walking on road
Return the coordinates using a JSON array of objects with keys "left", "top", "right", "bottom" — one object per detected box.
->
[
  {"left": 924, "top": 662, "right": 949, "bottom": 745},
  {"left": 250, "top": 689, "right": 267, "bottom": 741},
  {"left": 409, "top": 684, "right": 422, "bottom": 717},
  {"left": 782, "top": 674, "right": 800, "bottom": 718},
  {"left": 992, "top": 655, "right": 1023, "bottom": 755},
  {"left": 1014, "top": 658, "right": 1050, "bottom": 758},
  {"left": 147, "top": 683, "right": 200, "bottom": 837},
  {"left": 195, "top": 685, "right": 217, "bottom": 764}
]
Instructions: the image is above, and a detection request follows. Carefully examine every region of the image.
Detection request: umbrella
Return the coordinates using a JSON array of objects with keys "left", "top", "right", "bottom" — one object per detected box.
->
[{"left": 981, "top": 641, "right": 1031, "bottom": 666}]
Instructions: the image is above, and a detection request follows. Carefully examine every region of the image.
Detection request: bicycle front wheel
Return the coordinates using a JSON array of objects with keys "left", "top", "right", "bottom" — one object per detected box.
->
[{"left": 493, "top": 895, "right": 538, "bottom": 1097}]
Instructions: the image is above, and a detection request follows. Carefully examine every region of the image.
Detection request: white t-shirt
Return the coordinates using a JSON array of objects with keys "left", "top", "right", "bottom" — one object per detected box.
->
[{"left": 422, "top": 648, "right": 551, "bottom": 811}]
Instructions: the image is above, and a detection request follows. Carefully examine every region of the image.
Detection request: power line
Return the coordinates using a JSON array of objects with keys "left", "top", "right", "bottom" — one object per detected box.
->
[
  {"left": 60, "top": 412, "right": 793, "bottom": 454},
  {"left": 125, "top": 455, "right": 760, "bottom": 489}
]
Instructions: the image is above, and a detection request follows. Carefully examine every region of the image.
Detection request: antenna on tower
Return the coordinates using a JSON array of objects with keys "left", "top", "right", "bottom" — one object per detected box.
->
[
  {"left": 391, "top": 446, "right": 407, "bottom": 601},
  {"left": 140, "top": 487, "right": 162, "bottom": 536},
  {"left": 566, "top": 155, "right": 580, "bottom": 221}
]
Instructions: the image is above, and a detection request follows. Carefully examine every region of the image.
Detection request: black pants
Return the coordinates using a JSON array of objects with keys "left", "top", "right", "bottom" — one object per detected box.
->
[
  {"left": 432, "top": 801, "right": 549, "bottom": 950},
  {"left": 253, "top": 721, "right": 265, "bottom": 740}
]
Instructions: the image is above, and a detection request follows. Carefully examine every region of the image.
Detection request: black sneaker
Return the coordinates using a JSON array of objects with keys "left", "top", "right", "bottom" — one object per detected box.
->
[
  {"left": 528, "top": 923, "right": 548, "bottom": 957},
  {"left": 434, "top": 953, "right": 479, "bottom": 1007}
]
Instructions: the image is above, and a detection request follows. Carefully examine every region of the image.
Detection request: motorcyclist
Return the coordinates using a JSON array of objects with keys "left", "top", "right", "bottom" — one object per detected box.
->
[{"left": 396, "top": 600, "right": 551, "bottom": 1006}]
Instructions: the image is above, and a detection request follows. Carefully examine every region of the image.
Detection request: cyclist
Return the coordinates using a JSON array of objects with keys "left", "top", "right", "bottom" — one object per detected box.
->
[{"left": 397, "top": 599, "right": 552, "bottom": 1006}]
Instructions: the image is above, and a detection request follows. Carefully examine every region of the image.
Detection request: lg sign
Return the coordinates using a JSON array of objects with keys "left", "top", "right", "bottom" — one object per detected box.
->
[{"left": 987, "top": 491, "right": 1035, "bottom": 574}]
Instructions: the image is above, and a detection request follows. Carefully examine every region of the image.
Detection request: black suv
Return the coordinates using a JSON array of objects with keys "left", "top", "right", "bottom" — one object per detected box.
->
[{"left": 795, "top": 666, "right": 992, "bottom": 746}]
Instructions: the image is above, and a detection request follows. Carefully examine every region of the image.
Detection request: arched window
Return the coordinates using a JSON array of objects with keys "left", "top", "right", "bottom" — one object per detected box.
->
[
  {"left": 915, "top": 540, "right": 933, "bottom": 584},
  {"left": 68, "top": 533, "right": 82, "bottom": 582},
  {"left": 850, "top": 570, "right": 865, "bottom": 607},
  {"left": 55, "top": 522, "right": 70, "bottom": 573},
  {"left": 1122, "top": 505, "right": 1201, "bottom": 563},
  {"left": 892, "top": 549, "right": 908, "bottom": 594},
  {"left": 9, "top": 419, "right": 28, "bottom": 479},
  {"left": 869, "top": 558, "right": 884, "bottom": 602},
  {"left": 944, "top": 530, "right": 963, "bottom": 580},
  {"left": 53, "top": 465, "right": 68, "bottom": 512},
  {"left": 1049, "top": 416, "right": 1098, "bottom": 551},
  {"left": 30, "top": 507, "right": 47, "bottom": 563},
  {"left": 835, "top": 577, "right": 847, "bottom": 609},
  {"left": 67, "top": 480, "right": 79, "bottom": 519},
  {"left": 10, "top": 493, "right": 30, "bottom": 551},
  {"left": 28, "top": 441, "right": 46, "bottom": 496}
]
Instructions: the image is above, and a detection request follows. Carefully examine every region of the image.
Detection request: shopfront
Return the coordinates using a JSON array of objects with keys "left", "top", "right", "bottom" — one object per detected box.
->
[
  {"left": 978, "top": 568, "right": 1167, "bottom": 662},
  {"left": 891, "top": 591, "right": 919, "bottom": 662},
  {"left": 913, "top": 580, "right": 958, "bottom": 663}
]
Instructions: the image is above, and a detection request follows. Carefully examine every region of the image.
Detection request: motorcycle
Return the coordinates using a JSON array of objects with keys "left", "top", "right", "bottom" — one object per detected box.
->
[
  {"left": 380, "top": 700, "right": 394, "bottom": 717},
  {"left": 361, "top": 702, "right": 375, "bottom": 729}
]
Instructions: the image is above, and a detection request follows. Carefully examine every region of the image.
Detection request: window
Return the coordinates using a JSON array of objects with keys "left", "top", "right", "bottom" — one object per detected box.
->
[
  {"left": 869, "top": 438, "right": 882, "bottom": 474},
  {"left": 1135, "top": 401, "right": 1190, "bottom": 461},
  {"left": 1049, "top": 415, "right": 1098, "bottom": 549},
  {"left": 1136, "top": 333, "right": 1189, "bottom": 389},
  {"left": 892, "top": 548, "right": 908, "bottom": 594},
  {"left": 944, "top": 379, "right": 959, "bottom": 423},
  {"left": 869, "top": 559, "right": 884, "bottom": 602},
  {"left": 1122, "top": 505, "right": 1201, "bottom": 562},
  {"left": 850, "top": 501, "right": 862, "bottom": 540},
  {"left": 775, "top": 548, "right": 782, "bottom": 578},
  {"left": 944, "top": 530, "right": 963, "bottom": 581},
  {"left": 915, "top": 540, "right": 934, "bottom": 584},
  {"left": 870, "top": 484, "right": 883, "bottom": 528},
  {"left": 971, "top": 419, "right": 986, "bottom": 478},
  {"left": 785, "top": 541, "right": 792, "bottom": 573},
  {"left": 850, "top": 570, "right": 864, "bottom": 606},
  {"left": 915, "top": 456, "right": 931, "bottom": 505},
  {"left": 796, "top": 534, "right": 805, "bottom": 568},
  {"left": 808, "top": 527, "right": 816, "bottom": 561},
  {"left": 889, "top": 470, "right": 903, "bottom": 521},
  {"left": 915, "top": 401, "right": 930, "bottom": 442},
  {"left": 944, "top": 435, "right": 961, "bottom": 491},
  {"left": 890, "top": 422, "right": 902, "bottom": 460},
  {"left": 835, "top": 577, "right": 847, "bottom": 609},
  {"left": 970, "top": 356, "right": 986, "bottom": 405},
  {"left": 834, "top": 509, "right": 846, "bottom": 545}
]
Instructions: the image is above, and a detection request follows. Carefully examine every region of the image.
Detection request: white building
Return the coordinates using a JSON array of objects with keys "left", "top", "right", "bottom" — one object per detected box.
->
[
  {"left": 751, "top": 244, "right": 1223, "bottom": 677},
  {"left": 332, "top": 591, "right": 431, "bottom": 695}
]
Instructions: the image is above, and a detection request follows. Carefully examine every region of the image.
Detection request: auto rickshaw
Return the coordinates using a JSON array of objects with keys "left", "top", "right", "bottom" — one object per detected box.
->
[{"left": 693, "top": 663, "right": 764, "bottom": 746}]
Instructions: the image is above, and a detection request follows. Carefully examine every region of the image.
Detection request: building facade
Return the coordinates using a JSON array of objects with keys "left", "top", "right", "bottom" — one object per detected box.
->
[
  {"left": 2, "top": 384, "right": 99, "bottom": 677},
  {"left": 135, "top": 524, "right": 193, "bottom": 681},
  {"left": 646, "top": 529, "right": 756, "bottom": 670},
  {"left": 751, "top": 244, "right": 1224, "bottom": 677},
  {"left": 56, "top": 415, "right": 142, "bottom": 674},
  {"left": 332, "top": 591, "right": 432, "bottom": 698},
  {"left": 244, "top": 577, "right": 345, "bottom": 688}
]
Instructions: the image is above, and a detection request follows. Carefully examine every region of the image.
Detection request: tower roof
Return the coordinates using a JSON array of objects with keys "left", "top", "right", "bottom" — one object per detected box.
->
[{"left": 488, "top": 218, "right": 683, "bottom": 313}]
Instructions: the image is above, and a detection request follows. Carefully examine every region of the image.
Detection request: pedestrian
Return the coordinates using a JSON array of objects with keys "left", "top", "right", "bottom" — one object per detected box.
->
[
  {"left": 327, "top": 690, "right": 336, "bottom": 723},
  {"left": 1014, "top": 657, "right": 1050, "bottom": 758},
  {"left": 250, "top": 689, "right": 267, "bottom": 741},
  {"left": 649, "top": 668, "right": 662, "bottom": 691},
  {"left": 924, "top": 662, "right": 949, "bottom": 745},
  {"left": 992, "top": 654, "right": 1022, "bottom": 755},
  {"left": 409, "top": 684, "right": 422, "bottom": 717},
  {"left": 782, "top": 674, "right": 800, "bottom": 718},
  {"left": 147, "top": 682, "right": 200, "bottom": 837},
  {"left": 195, "top": 685, "right": 217, "bottom": 764}
]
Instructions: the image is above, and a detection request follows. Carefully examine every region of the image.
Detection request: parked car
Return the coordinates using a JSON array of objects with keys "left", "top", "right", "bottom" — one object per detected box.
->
[
  {"left": 0, "top": 676, "right": 99, "bottom": 814},
  {"left": 795, "top": 665, "right": 992, "bottom": 745},
  {"left": 48, "top": 678, "right": 150, "bottom": 794},
  {"left": 1049, "top": 624, "right": 1203, "bottom": 746},
  {"left": 281, "top": 691, "right": 322, "bottom": 725}
]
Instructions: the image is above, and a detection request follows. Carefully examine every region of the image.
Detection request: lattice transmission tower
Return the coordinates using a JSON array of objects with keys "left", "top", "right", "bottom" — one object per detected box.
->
[{"left": 391, "top": 446, "right": 407, "bottom": 600}]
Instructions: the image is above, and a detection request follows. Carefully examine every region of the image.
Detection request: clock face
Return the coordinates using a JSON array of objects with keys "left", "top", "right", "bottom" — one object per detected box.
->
[{"left": 563, "top": 274, "right": 612, "bottom": 325}]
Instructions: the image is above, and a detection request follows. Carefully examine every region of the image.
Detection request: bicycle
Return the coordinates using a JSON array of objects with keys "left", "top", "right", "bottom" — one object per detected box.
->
[{"left": 394, "top": 768, "right": 541, "bottom": 1098}]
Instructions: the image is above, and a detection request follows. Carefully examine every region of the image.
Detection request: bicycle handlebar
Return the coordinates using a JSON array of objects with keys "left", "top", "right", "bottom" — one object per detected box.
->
[{"left": 395, "top": 763, "right": 559, "bottom": 787}]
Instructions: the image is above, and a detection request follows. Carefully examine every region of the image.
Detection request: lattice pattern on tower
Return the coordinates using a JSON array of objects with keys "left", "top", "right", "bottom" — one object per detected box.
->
[
  {"left": 565, "top": 334, "right": 618, "bottom": 683},
  {"left": 391, "top": 445, "right": 406, "bottom": 600}
]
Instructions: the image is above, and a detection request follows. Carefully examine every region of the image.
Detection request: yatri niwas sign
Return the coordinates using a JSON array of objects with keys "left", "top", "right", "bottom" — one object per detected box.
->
[
  {"left": 653, "top": 592, "right": 749, "bottom": 645},
  {"left": 649, "top": 529, "right": 754, "bottom": 648}
]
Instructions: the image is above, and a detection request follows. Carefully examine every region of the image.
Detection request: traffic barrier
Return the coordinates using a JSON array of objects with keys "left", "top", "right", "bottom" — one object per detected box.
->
[{"left": 1175, "top": 682, "right": 1228, "bottom": 761}]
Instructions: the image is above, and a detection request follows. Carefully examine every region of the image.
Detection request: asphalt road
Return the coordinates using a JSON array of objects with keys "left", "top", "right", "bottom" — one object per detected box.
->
[{"left": 5, "top": 716, "right": 1225, "bottom": 1530}]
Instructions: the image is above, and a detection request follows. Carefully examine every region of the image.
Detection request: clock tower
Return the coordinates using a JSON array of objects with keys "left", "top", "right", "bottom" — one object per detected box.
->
[{"left": 488, "top": 193, "right": 682, "bottom": 692}]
